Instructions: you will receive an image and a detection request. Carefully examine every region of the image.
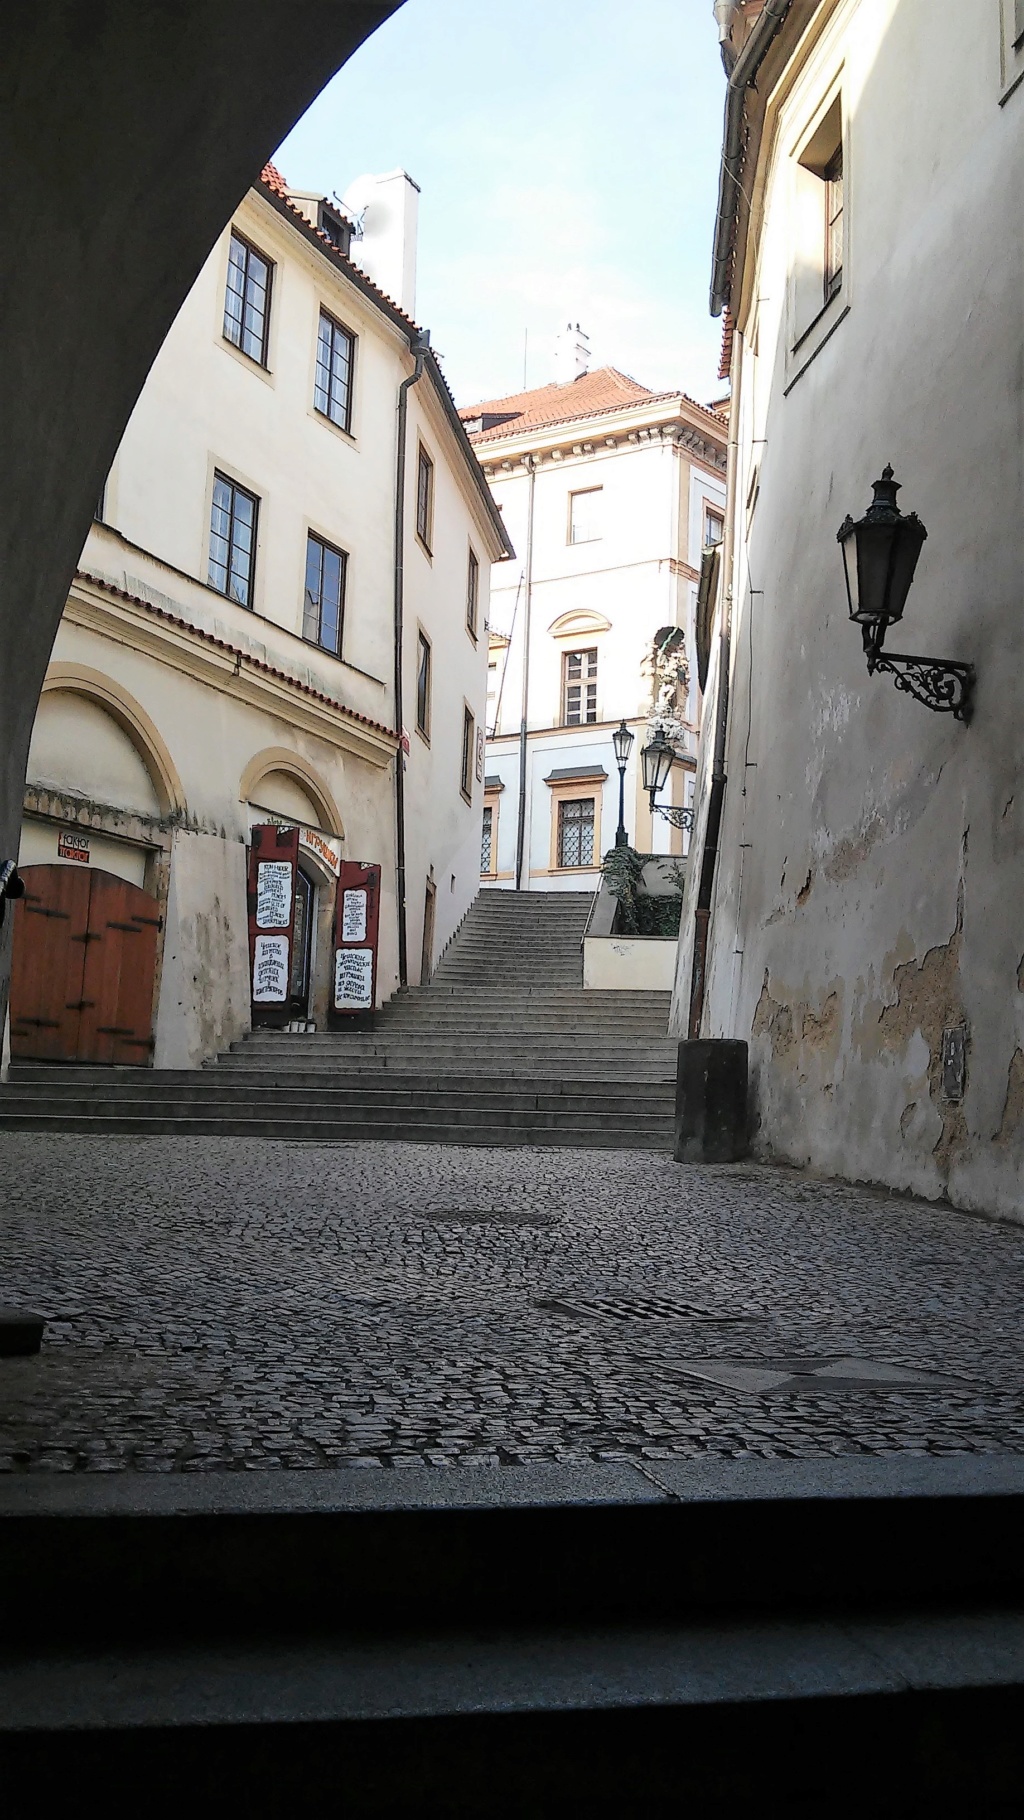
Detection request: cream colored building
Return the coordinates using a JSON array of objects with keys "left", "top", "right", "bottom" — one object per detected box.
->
[
  {"left": 462, "top": 343, "right": 727, "bottom": 891},
  {"left": 675, "top": 0, "right": 1024, "bottom": 1217},
  {"left": 9, "top": 162, "right": 509, "bottom": 1071}
]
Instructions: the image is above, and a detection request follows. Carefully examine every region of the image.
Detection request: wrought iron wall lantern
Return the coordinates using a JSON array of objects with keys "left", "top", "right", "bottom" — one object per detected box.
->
[
  {"left": 837, "top": 467, "right": 975, "bottom": 722},
  {"left": 641, "top": 726, "right": 694, "bottom": 831}
]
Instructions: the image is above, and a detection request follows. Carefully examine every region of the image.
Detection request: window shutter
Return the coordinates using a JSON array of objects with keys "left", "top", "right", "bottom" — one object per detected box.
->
[{"left": 247, "top": 824, "right": 299, "bottom": 1026}]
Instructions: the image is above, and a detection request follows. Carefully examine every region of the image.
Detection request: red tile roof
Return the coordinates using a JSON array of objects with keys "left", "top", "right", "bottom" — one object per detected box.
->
[
  {"left": 256, "top": 163, "right": 419, "bottom": 332},
  {"left": 460, "top": 367, "right": 727, "bottom": 445},
  {"left": 76, "top": 571, "right": 399, "bottom": 743}
]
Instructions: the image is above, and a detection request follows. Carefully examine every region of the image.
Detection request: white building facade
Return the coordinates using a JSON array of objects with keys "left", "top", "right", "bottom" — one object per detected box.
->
[
  {"left": 462, "top": 356, "right": 727, "bottom": 893},
  {"left": 675, "top": 0, "right": 1024, "bottom": 1218},
  {"left": 8, "top": 163, "right": 509, "bottom": 1072}
]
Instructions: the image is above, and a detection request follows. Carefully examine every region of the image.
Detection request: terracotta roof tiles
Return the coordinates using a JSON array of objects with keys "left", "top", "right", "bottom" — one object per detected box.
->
[{"left": 461, "top": 367, "right": 727, "bottom": 444}]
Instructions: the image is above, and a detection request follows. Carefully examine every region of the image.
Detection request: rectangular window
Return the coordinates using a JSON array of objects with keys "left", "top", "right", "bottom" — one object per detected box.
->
[
  {"left": 303, "top": 532, "right": 347, "bottom": 655},
  {"left": 223, "top": 231, "right": 272, "bottom": 366},
  {"left": 416, "top": 631, "right": 432, "bottom": 736},
  {"left": 557, "top": 797, "right": 595, "bottom": 868},
  {"left": 208, "top": 472, "right": 259, "bottom": 606},
  {"left": 824, "top": 145, "right": 844, "bottom": 304},
  {"left": 569, "top": 487, "right": 602, "bottom": 544},
  {"left": 562, "top": 647, "right": 599, "bottom": 725},
  {"left": 466, "top": 548, "right": 480, "bottom": 638},
  {"left": 314, "top": 309, "right": 355, "bottom": 432},
  {"left": 461, "top": 706, "right": 475, "bottom": 800},
  {"left": 704, "top": 506, "right": 724, "bottom": 549},
  {"left": 480, "top": 805, "right": 494, "bottom": 875},
  {"left": 416, "top": 447, "right": 434, "bottom": 550}
]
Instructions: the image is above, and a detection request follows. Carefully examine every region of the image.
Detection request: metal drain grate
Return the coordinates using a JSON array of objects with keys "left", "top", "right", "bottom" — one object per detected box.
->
[
  {"left": 426, "top": 1210, "right": 558, "bottom": 1227},
  {"left": 537, "top": 1294, "right": 761, "bottom": 1323},
  {"left": 665, "top": 1356, "right": 964, "bottom": 1395}
]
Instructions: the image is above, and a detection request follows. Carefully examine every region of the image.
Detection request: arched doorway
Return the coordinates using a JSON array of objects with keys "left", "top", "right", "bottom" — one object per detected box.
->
[{"left": 241, "top": 755, "right": 345, "bottom": 1031}]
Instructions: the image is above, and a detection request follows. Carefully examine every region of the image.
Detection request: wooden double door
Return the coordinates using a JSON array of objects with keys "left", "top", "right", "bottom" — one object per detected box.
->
[{"left": 9, "top": 864, "right": 161, "bottom": 1066}]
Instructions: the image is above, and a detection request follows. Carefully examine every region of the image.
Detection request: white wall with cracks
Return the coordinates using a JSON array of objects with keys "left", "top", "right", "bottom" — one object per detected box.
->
[{"left": 676, "top": 0, "right": 1024, "bottom": 1219}]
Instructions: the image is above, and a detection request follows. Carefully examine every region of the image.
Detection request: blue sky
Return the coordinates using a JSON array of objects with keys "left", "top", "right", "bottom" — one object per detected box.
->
[{"left": 275, "top": 0, "right": 727, "bottom": 408}]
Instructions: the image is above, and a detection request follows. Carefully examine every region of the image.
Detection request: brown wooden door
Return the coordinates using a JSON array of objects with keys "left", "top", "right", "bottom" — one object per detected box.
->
[
  {"left": 79, "top": 872, "right": 162, "bottom": 1065},
  {"left": 9, "top": 865, "right": 89, "bottom": 1061},
  {"left": 9, "top": 864, "right": 160, "bottom": 1066}
]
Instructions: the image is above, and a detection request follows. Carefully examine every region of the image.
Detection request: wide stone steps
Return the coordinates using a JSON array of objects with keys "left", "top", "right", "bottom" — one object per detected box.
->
[
  {"left": 0, "top": 892, "right": 677, "bottom": 1150},
  {"left": 2, "top": 1459, "right": 1024, "bottom": 1807}
]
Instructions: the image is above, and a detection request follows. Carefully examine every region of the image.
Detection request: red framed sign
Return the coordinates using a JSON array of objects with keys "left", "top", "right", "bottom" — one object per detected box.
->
[
  {"left": 247, "top": 823, "right": 299, "bottom": 1026},
  {"left": 333, "top": 861, "right": 381, "bottom": 1016}
]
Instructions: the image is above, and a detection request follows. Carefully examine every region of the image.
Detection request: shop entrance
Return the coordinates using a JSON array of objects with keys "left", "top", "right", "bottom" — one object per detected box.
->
[
  {"left": 9, "top": 863, "right": 160, "bottom": 1065},
  {"left": 288, "top": 866, "right": 315, "bottom": 1018}
]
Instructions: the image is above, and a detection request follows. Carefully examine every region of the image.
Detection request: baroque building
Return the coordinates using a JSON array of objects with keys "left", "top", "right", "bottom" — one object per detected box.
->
[
  {"left": 7, "top": 162, "right": 509, "bottom": 1072},
  {"left": 461, "top": 337, "right": 727, "bottom": 891}
]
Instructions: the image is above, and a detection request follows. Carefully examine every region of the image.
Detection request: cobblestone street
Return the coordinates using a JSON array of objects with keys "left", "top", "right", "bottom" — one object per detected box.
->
[{"left": 2, "top": 1134, "right": 1023, "bottom": 1475}]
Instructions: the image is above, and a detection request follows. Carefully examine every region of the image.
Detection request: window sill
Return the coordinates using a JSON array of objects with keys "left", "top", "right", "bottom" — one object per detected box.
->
[
  {"left": 416, "top": 534, "right": 433, "bottom": 562},
  {"left": 785, "top": 301, "right": 850, "bottom": 397},
  {"left": 415, "top": 723, "right": 430, "bottom": 749},
  {"left": 312, "top": 404, "right": 356, "bottom": 444},
  {"left": 460, "top": 789, "right": 473, "bottom": 806},
  {"left": 219, "top": 335, "right": 274, "bottom": 383}
]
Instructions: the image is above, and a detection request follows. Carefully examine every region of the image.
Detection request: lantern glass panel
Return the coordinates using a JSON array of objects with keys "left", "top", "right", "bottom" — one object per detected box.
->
[
  {"left": 852, "top": 521, "right": 902, "bottom": 626},
  {"left": 613, "top": 721, "right": 634, "bottom": 766},
  {"left": 641, "top": 733, "right": 674, "bottom": 797}
]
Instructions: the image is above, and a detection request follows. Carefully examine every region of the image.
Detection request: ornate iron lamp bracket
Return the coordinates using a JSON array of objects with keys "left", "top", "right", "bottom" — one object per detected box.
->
[
  {"left": 650, "top": 802, "right": 695, "bottom": 831},
  {"left": 862, "top": 623, "right": 976, "bottom": 723}
]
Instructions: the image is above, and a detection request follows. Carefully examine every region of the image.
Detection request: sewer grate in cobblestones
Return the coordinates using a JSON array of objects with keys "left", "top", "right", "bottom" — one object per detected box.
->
[
  {"left": 665, "top": 1357, "right": 968, "bottom": 1396},
  {"left": 536, "top": 1294, "right": 762, "bottom": 1323},
  {"left": 425, "top": 1209, "right": 559, "bottom": 1227}
]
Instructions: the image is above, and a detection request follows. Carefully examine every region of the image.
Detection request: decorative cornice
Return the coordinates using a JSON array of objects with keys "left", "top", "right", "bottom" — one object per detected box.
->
[{"left": 68, "top": 574, "right": 399, "bottom": 769}]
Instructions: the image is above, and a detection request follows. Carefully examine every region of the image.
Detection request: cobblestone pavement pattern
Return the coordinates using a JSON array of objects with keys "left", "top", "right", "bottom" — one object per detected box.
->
[{"left": 2, "top": 1135, "right": 1024, "bottom": 1474}]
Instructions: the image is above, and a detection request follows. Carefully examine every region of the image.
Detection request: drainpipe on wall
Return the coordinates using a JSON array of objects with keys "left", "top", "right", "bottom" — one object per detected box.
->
[
  {"left": 710, "top": 0, "right": 795, "bottom": 318},
  {"left": 514, "top": 454, "right": 537, "bottom": 891},
  {"left": 393, "top": 329, "right": 429, "bottom": 987}
]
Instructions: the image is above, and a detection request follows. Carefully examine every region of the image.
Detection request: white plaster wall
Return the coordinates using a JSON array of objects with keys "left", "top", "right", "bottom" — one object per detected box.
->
[
  {"left": 154, "top": 830, "right": 251, "bottom": 1069},
  {"left": 682, "top": 0, "right": 1024, "bottom": 1218},
  {"left": 584, "top": 936, "right": 677, "bottom": 991}
]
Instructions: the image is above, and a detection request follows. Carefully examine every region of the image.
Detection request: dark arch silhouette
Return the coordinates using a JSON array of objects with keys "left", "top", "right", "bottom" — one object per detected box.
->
[{"left": 0, "top": 1, "right": 400, "bottom": 1014}]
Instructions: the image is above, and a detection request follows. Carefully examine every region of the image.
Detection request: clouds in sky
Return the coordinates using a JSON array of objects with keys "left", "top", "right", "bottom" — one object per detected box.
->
[{"left": 275, "top": 0, "right": 727, "bottom": 405}]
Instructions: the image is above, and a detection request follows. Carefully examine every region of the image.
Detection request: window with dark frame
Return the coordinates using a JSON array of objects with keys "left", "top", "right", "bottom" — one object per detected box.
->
[
  {"left": 303, "top": 532, "right": 347, "bottom": 656},
  {"left": 314, "top": 310, "right": 355, "bottom": 432},
  {"left": 562, "top": 647, "right": 598, "bottom": 725},
  {"left": 416, "top": 631, "right": 432, "bottom": 736},
  {"left": 480, "top": 805, "right": 493, "bottom": 874},
  {"left": 824, "top": 144, "right": 844, "bottom": 305},
  {"left": 704, "top": 507, "right": 724, "bottom": 548},
  {"left": 1016, "top": 0, "right": 1024, "bottom": 46},
  {"left": 208, "top": 472, "right": 259, "bottom": 606},
  {"left": 416, "top": 447, "right": 434, "bottom": 550},
  {"left": 557, "top": 797, "right": 595, "bottom": 868},
  {"left": 461, "top": 706, "right": 475, "bottom": 800},
  {"left": 467, "top": 548, "right": 480, "bottom": 637},
  {"left": 223, "top": 232, "right": 273, "bottom": 366}
]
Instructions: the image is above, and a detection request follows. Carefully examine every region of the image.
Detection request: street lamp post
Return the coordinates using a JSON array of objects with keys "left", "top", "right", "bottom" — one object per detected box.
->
[{"left": 612, "top": 720, "right": 635, "bottom": 848}]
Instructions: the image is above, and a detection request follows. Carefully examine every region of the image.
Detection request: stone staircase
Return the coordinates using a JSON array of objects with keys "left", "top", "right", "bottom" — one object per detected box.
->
[
  {"left": 0, "top": 890, "right": 678, "bottom": 1149},
  {"left": 3, "top": 1456, "right": 1024, "bottom": 1807}
]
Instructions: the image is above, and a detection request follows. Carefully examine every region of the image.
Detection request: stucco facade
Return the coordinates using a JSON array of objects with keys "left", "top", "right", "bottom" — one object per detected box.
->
[
  {"left": 462, "top": 364, "right": 726, "bottom": 892},
  {"left": 8, "top": 166, "right": 507, "bottom": 1071},
  {"left": 675, "top": 0, "right": 1024, "bottom": 1218}
]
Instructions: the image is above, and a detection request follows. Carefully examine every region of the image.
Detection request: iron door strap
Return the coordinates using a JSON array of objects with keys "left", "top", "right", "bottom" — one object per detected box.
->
[
  {"left": 70, "top": 931, "right": 102, "bottom": 943},
  {"left": 104, "top": 922, "right": 142, "bottom": 934},
  {"left": 64, "top": 1001, "right": 96, "bottom": 1011},
  {"left": 95, "top": 1026, "right": 135, "bottom": 1036},
  {"left": 14, "top": 1017, "right": 60, "bottom": 1029},
  {"left": 26, "top": 906, "right": 70, "bottom": 919}
]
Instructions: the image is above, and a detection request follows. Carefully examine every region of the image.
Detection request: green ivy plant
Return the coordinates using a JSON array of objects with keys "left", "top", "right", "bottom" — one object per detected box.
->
[{"left": 602, "top": 845, "right": 683, "bottom": 938}]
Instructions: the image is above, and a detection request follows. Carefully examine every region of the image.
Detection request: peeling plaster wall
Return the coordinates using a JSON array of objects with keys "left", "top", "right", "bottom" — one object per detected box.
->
[{"left": 681, "top": 0, "right": 1024, "bottom": 1219}]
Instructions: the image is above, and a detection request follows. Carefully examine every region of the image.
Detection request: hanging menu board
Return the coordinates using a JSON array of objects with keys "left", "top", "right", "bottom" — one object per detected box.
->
[
  {"left": 256, "top": 861, "right": 293, "bottom": 929},
  {"left": 252, "top": 933, "right": 290, "bottom": 1002},
  {"left": 334, "top": 945, "right": 374, "bottom": 1011},
  {"left": 333, "top": 861, "right": 381, "bottom": 1018},
  {"left": 341, "top": 887, "right": 367, "bottom": 942}
]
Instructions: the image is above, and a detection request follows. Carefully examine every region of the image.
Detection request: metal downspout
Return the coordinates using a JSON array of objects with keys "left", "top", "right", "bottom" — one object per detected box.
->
[
  {"left": 394, "top": 331, "right": 429, "bottom": 987},
  {"left": 710, "top": 0, "right": 794, "bottom": 318},
  {"left": 514, "top": 454, "right": 537, "bottom": 891}
]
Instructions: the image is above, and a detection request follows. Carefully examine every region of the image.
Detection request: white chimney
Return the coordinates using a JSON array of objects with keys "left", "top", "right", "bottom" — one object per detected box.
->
[
  {"left": 553, "top": 322, "right": 591, "bottom": 385},
  {"left": 341, "top": 168, "right": 420, "bottom": 316}
]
